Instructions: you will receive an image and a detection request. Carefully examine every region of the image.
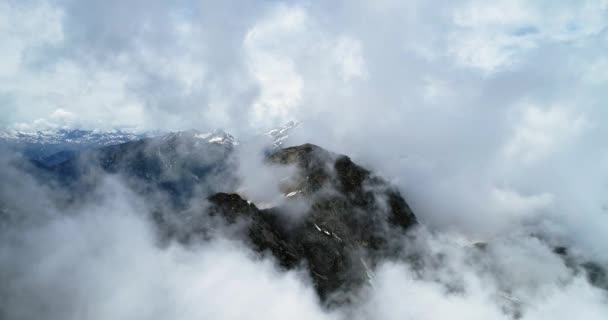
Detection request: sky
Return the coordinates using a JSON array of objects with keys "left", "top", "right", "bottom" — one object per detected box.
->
[
  {"left": 1, "top": 0, "right": 608, "bottom": 319},
  {"left": 2, "top": 0, "right": 607, "bottom": 133}
]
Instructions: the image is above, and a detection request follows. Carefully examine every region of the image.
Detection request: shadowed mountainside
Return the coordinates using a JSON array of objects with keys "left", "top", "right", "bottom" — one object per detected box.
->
[{"left": 206, "top": 144, "right": 418, "bottom": 303}]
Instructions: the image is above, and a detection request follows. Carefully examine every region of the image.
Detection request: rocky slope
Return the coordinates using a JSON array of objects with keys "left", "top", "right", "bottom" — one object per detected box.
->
[{"left": 202, "top": 144, "right": 417, "bottom": 303}]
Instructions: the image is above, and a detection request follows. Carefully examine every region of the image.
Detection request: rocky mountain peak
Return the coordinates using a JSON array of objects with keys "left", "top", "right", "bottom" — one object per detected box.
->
[
  {"left": 206, "top": 143, "right": 418, "bottom": 304},
  {"left": 24, "top": 131, "right": 419, "bottom": 305}
]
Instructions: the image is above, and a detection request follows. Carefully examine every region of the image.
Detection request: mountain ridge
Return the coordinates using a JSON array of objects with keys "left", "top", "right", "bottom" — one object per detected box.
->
[
  {"left": 23, "top": 130, "right": 419, "bottom": 303},
  {"left": 7, "top": 126, "right": 606, "bottom": 311}
]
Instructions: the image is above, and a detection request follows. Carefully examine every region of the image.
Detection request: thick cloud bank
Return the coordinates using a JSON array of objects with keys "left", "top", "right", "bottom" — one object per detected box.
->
[{"left": 1, "top": 0, "right": 608, "bottom": 319}]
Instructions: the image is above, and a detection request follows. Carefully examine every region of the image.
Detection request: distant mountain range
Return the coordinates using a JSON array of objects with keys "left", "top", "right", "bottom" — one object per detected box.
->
[
  {"left": 0, "top": 129, "right": 153, "bottom": 161},
  {"left": 0, "top": 128, "right": 148, "bottom": 146},
  {"left": 0, "top": 122, "right": 299, "bottom": 162}
]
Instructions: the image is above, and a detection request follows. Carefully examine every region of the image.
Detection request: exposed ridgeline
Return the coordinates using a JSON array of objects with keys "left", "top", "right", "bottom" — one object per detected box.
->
[{"left": 205, "top": 144, "right": 418, "bottom": 304}]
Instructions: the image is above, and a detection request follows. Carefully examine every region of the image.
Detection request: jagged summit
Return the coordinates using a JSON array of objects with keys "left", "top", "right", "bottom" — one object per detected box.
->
[{"left": 204, "top": 143, "right": 418, "bottom": 304}]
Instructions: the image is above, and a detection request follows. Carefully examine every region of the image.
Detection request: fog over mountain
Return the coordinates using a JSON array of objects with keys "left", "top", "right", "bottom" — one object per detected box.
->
[{"left": 1, "top": 0, "right": 608, "bottom": 319}]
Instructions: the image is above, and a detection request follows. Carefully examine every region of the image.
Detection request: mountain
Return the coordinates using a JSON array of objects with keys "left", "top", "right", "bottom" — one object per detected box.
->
[
  {"left": 1, "top": 121, "right": 292, "bottom": 164},
  {"left": 9, "top": 127, "right": 606, "bottom": 309},
  {"left": 0, "top": 129, "right": 152, "bottom": 163},
  {"left": 37, "top": 129, "right": 240, "bottom": 207},
  {"left": 0, "top": 129, "right": 145, "bottom": 146},
  {"left": 27, "top": 129, "right": 418, "bottom": 303},
  {"left": 266, "top": 120, "right": 300, "bottom": 148},
  {"left": 205, "top": 144, "right": 417, "bottom": 304}
]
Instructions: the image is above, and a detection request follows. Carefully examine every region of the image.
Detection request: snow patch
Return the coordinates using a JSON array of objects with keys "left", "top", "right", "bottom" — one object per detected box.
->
[
  {"left": 284, "top": 190, "right": 302, "bottom": 197},
  {"left": 194, "top": 132, "right": 213, "bottom": 140}
]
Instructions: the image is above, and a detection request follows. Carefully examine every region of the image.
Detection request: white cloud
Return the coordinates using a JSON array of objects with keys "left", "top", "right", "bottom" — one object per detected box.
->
[
  {"left": 448, "top": 0, "right": 608, "bottom": 73},
  {"left": 0, "top": 176, "right": 335, "bottom": 320},
  {"left": 490, "top": 187, "right": 554, "bottom": 219},
  {"left": 243, "top": 5, "right": 306, "bottom": 129},
  {"left": 243, "top": 5, "right": 368, "bottom": 129},
  {"left": 357, "top": 262, "right": 506, "bottom": 320},
  {"left": 583, "top": 58, "right": 608, "bottom": 85},
  {"left": 422, "top": 76, "right": 455, "bottom": 105},
  {"left": 503, "top": 105, "right": 588, "bottom": 164},
  {"left": 522, "top": 278, "right": 608, "bottom": 320},
  {"left": 0, "top": 1, "right": 63, "bottom": 78},
  {"left": 7, "top": 61, "right": 146, "bottom": 131},
  {"left": 332, "top": 37, "right": 367, "bottom": 82}
]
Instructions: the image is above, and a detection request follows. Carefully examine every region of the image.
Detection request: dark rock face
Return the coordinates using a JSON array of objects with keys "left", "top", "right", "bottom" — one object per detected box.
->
[
  {"left": 207, "top": 144, "right": 418, "bottom": 304},
  {"left": 554, "top": 246, "right": 608, "bottom": 292},
  {"left": 551, "top": 246, "right": 608, "bottom": 292},
  {"left": 582, "top": 262, "right": 608, "bottom": 291},
  {"left": 207, "top": 193, "right": 300, "bottom": 268}
]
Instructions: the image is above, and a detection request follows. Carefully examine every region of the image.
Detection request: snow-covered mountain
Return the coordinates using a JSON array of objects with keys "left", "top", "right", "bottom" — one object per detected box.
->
[
  {"left": 1, "top": 119, "right": 297, "bottom": 150},
  {"left": 1, "top": 122, "right": 296, "bottom": 149},
  {"left": 162, "top": 129, "right": 240, "bottom": 146},
  {"left": 0, "top": 123, "right": 296, "bottom": 164},
  {"left": 266, "top": 120, "right": 300, "bottom": 148},
  {"left": 0, "top": 129, "right": 148, "bottom": 146},
  {"left": 0, "top": 129, "right": 155, "bottom": 162}
]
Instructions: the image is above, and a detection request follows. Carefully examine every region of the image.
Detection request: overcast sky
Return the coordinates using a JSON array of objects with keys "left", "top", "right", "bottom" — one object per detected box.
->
[{"left": 1, "top": 0, "right": 606, "bottom": 132}]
